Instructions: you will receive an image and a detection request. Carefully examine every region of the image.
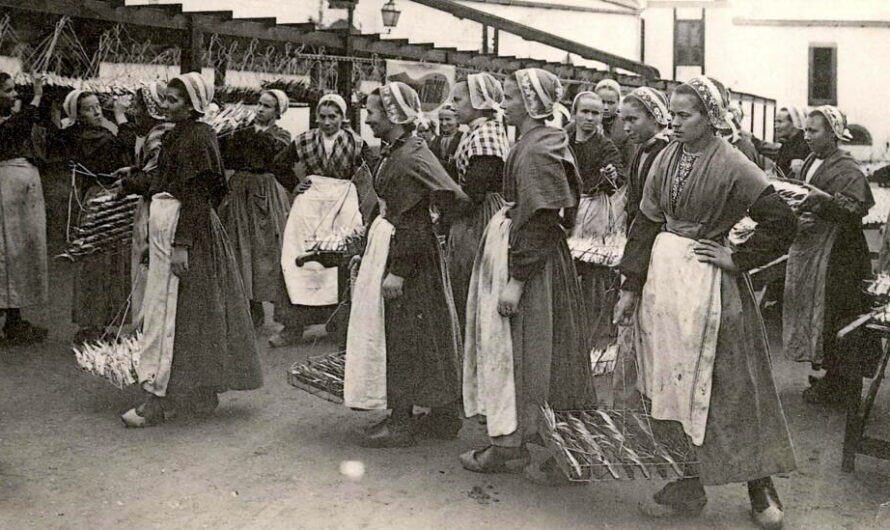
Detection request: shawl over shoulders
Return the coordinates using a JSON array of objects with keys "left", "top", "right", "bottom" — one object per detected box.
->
[
  {"left": 505, "top": 126, "right": 581, "bottom": 231},
  {"left": 804, "top": 149, "right": 874, "bottom": 209},
  {"left": 641, "top": 137, "right": 769, "bottom": 240},
  {"left": 376, "top": 135, "right": 467, "bottom": 223}
]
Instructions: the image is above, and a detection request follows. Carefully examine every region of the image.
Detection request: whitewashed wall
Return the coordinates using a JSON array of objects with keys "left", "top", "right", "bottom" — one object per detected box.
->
[{"left": 642, "top": 0, "right": 890, "bottom": 160}]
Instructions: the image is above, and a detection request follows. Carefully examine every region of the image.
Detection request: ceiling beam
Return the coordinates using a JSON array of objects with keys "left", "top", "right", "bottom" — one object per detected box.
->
[
  {"left": 0, "top": 0, "right": 188, "bottom": 30},
  {"left": 407, "top": 0, "right": 659, "bottom": 78}
]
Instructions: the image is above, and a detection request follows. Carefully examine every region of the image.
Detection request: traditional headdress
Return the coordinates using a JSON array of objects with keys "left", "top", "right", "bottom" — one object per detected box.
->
[
  {"left": 514, "top": 68, "right": 564, "bottom": 120},
  {"left": 625, "top": 86, "right": 670, "bottom": 126},
  {"left": 810, "top": 105, "right": 853, "bottom": 142},
  {"left": 263, "top": 89, "right": 290, "bottom": 116},
  {"left": 317, "top": 93, "right": 347, "bottom": 118},
  {"left": 170, "top": 72, "right": 214, "bottom": 115},
  {"left": 63, "top": 89, "right": 85, "bottom": 124},
  {"left": 780, "top": 106, "right": 807, "bottom": 130},
  {"left": 466, "top": 73, "right": 504, "bottom": 112},
  {"left": 140, "top": 81, "right": 167, "bottom": 121},
  {"left": 570, "top": 91, "right": 601, "bottom": 115},
  {"left": 683, "top": 75, "right": 732, "bottom": 131},
  {"left": 594, "top": 79, "right": 622, "bottom": 98},
  {"left": 378, "top": 81, "right": 421, "bottom": 125}
]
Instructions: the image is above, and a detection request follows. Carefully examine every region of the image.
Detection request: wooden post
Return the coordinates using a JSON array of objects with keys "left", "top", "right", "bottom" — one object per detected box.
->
[
  {"left": 180, "top": 14, "right": 203, "bottom": 74},
  {"left": 337, "top": 4, "right": 357, "bottom": 129},
  {"left": 482, "top": 24, "right": 488, "bottom": 54}
]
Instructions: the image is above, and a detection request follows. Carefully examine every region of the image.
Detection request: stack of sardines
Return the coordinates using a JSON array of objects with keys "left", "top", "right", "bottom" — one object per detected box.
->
[
  {"left": 305, "top": 227, "right": 366, "bottom": 256},
  {"left": 58, "top": 192, "right": 141, "bottom": 260},
  {"left": 567, "top": 233, "right": 627, "bottom": 268},
  {"left": 729, "top": 178, "right": 813, "bottom": 247},
  {"left": 201, "top": 102, "right": 255, "bottom": 138},
  {"left": 771, "top": 178, "right": 813, "bottom": 210},
  {"left": 867, "top": 273, "right": 890, "bottom": 324},
  {"left": 73, "top": 332, "right": 142, "bottom": 390},
  {"left": 540, "top": 404, "right": 698, "bottom": 481},
  {"left": 590, "top": 343, "right": 620, "bottom": 376},
  {"left": 863, "top": 185, "right": 890, "bottom": 228},
  {"left": 288, "top": 351, "right": 346, "bottom": 404}
]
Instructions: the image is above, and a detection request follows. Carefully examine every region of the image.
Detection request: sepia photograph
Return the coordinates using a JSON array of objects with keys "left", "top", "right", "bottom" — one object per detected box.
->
[{"left": 1, "top": 0, "right": 889, "bottom": 528}]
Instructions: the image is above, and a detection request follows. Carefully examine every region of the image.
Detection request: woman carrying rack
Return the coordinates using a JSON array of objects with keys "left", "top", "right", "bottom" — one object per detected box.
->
[
  {"left": 218, "top": 89, "right": 293, "bottom": 330},
  {"left": 53, "top": 87, "right": 137, "bottom": 344},
  {"left": 121, "top": 72, "right": 261, "bottom": 427},
  {"left": 273, "top": 94, "right": 376, "bottom": 348}
]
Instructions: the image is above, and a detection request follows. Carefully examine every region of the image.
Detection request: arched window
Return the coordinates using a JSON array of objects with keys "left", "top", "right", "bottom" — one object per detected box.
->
[{"left": 847, "top": 123, "right": 872, "bottom": 146}]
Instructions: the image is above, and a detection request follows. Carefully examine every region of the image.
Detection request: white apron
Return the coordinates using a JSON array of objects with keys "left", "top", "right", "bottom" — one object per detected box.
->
[
  {"left": 130, "top": 198, "right": 150, "bottom": 324},
  {"left": 462, "top": 207, "right": 517, "bottom": 437},
  {"left": 136, "top": 194, "right": 181, "bottom": 397},
  {"left": 636, "top": 231, "right": 722, "bottom": 446},
  {"left": 281, "top": 175, "right": 363, "bottom": 306},
  {"left": 344, "top": 216, "right": 395, "bottom": 410},
  {"left": 0, "top": 158, "right": 48, "bottom": 307}
]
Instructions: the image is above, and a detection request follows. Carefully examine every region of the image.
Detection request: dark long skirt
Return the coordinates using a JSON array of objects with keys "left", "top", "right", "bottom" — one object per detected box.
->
[
  {"left": 218, "top": 170, "right": 291, "bottom": 303},
  {"left": 166, "top": 206, "right": 263, "bottom": 396},
  {"left": 821, "top": 225, "right": 881, "bottom": 376},
  {"left": 384, "top": 227, "right": 462, "bottom": 409},
  {"left": 651, "top": 274, "right": 796, "bottom": 485},
  {"left": 72, "top": 185, "right": 131, "bottom": 329},
  {"left": 578, "top": 263, "right": 619, "bottom": 350},
  {"left": 510, "top": 240, "right": 596, "bottom": 441},
  {"left": 446, "top": 192, "right": 505, "bottom": 330}
]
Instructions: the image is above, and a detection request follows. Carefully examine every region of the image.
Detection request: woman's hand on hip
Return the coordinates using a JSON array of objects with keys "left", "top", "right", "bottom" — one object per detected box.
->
[{"left": 693, "top": 239, "right": 738, "bottom": 272}]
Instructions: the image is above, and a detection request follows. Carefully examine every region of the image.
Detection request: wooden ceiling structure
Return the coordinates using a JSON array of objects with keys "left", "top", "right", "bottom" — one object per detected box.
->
[{"left": 0, "top": 0, "right": 669, "bottom": 88}]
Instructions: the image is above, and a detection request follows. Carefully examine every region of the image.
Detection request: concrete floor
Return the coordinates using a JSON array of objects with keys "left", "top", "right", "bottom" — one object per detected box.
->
[
  {"left": 2, "top": 174, "right": 890, "bottom": 529},
  {"left": 3, "top": 260, "right": 890, "bottom": 530}
]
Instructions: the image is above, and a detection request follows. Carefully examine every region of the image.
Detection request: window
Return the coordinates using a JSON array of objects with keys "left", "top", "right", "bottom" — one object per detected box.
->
[
  {"left": 808, "top": 45, "right": 837, "bottom": 106},
  {"left": 675, "top": 19, "right": 705, "bottom": 67}
]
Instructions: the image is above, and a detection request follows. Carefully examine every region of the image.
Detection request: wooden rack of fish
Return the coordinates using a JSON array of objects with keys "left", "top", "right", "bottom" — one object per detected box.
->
[{"left": 57, "top": 191, "right": 141, "bottom": 261}]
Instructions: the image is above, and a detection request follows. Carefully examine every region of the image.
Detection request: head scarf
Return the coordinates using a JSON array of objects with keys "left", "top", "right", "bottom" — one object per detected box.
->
[
  {"left": 514, "top": 68, "right": 564, "bottom": 120},
  {"left": 140, "top": 82, "right": 166, "bottom": 121},
  {"left": 625, "top": 86, "right": 670, "bottom": 126},
  {"left": 63, "top": 89, "right": 85, "bottom": 124},
  {"left": 317, "top": 93, "right": 347, "bottom": 118},
  {"left": 780, "top": 106, "right": 807, "bottom": 130},
  {"left": 810, "top": 105, "right": 853, "bottom": 142},
  {"left": 262, "top": 89, "right": 289, "bottom": 116},
  {"left": 595, "top": 79, "right": 622, "bottom": 99},
  {"left": 170, "top": 72, "right": 214, "bottom": 115},
  {"left": 378, "top": 81, "right": 421, "bottom": 125},
  {"left": 729, "top": 101, "right": 744, "bottom": 125},
  {"left": 570, "top": 91, "right": 601, "bottom": 115},
  {"left": 466, "top": 73, "right": 504, "bottom": 112},
  {"left": 682, "top": 75, "right": 733, "bottom": 131}
]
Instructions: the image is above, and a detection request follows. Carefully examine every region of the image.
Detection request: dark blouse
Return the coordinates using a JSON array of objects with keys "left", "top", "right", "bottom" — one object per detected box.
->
[
  {"left": 51, "top": 121, "right": 136, "bottom": 186},
  {"left": 776, "top": 129, "right": 811, "bottom": 179},
  {"left": 509, "top": 209, "right": 564, "bottom": 281},
  {"left": 387, "top": 197, "right": 434, "bottom": 280},
  {"left": 567, "top": 128, "right": 627, "bottom": 195},
  {"left": 151, "top": 120, "right": 226, "bottom": 249},
  {"left": 627, "top": 135, "right": 670, "bottom": 227},
  {"left": 0, "top": 105, "right": 41, "bottom": 163},
  {"left": 221, "top": 125, "right": 293, "bottom": 188}
]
